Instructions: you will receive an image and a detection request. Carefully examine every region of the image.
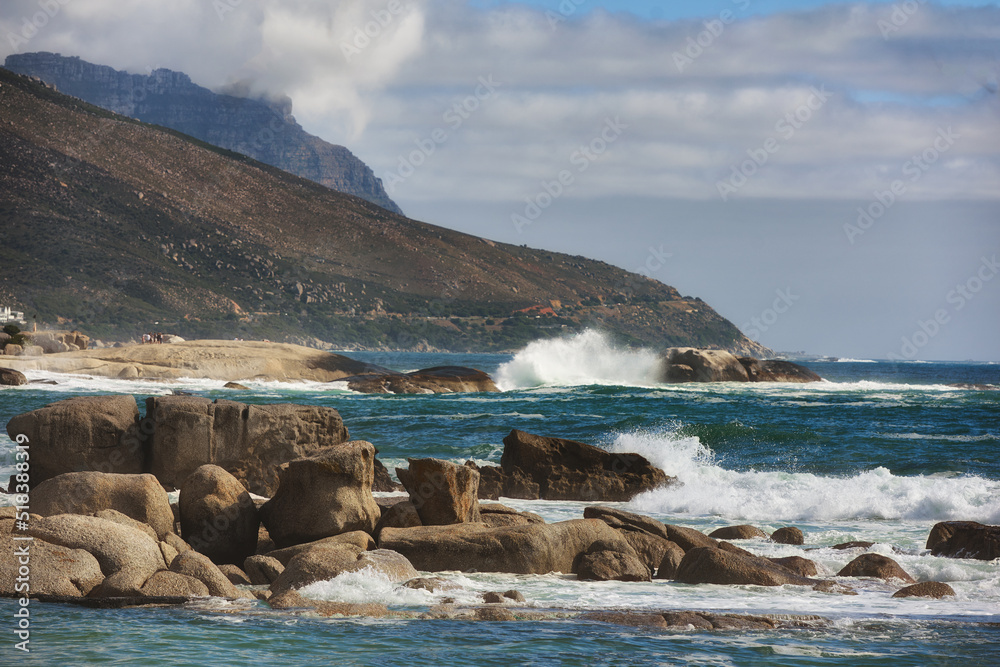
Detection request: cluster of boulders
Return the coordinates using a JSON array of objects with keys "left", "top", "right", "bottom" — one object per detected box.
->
[
  {"left": 1, "top": 329, "right": 89, "bottom": 357},
  {"left": 659, "top": 348, "right": 821, "bottom": 383},
  {"left": 3, "top": 394, "right": 993, "bottom": 619},
  {"left": 340, "top": 366, "right": 499, "bottom": 394}
]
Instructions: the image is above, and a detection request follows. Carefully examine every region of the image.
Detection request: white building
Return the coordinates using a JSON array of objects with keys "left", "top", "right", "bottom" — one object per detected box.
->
[{"left": 0, "top": 307, "right": 27, "bottom": 325}]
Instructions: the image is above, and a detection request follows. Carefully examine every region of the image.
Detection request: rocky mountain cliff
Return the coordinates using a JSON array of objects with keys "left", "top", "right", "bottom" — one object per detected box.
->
[
  {"left": 4, "top": 52, "right": 402, "bottom": 215},
  {"left": 0, "top": 65, "right": 770, "bottom": 355}
]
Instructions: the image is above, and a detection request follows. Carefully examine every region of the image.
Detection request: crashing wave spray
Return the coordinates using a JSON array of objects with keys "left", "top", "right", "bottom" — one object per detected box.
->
[
  {"left": 495, "top": 329, "right": 662, "bottom": 390},
  {"left": 609, "top": 427, "right": 1000, "bottom": 524}
]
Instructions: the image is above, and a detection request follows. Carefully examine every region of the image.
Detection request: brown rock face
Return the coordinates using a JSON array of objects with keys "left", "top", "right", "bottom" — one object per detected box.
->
[
  {"left": 397, "top": 458, "right": 481, "bottom": 525},
  {"left": 244, "top": 555, "right": 285, "bottom": 586},
  {"left": 836, "top": 553, "right": 916, "bottom": 583},
  {"left": 140, "top": 570, "right": 210, "bottom": 597},
  {"left": 30, "top": 471, "right": 175, "bottom": 540},
  {"left": 926, "top": 521, "right": 1000, "bottom": 561},
  {"left": 654, "top": 544, "right": 686, "bottom": 580},
  {"left": 378, "top": 519, "right": 633, "bottom": 575},
  {"left": 179, "top": 465, "right": 260, "bottom": 565},
  {"left": 169, "top": 550, "right": 240, "bottom": 598},
  {"left": 0, "top": 534, "right": 104, "bottom": 597},
  {"left": 27, "top": 514, "right": 165, "bottom": 597},
  {"left": 768, "top": 556, "right": 819, "bottom": 578},
  {"left": 344, "top": 367, "right": 499, "bottom": 394},
  {"left": 145, "top": 396, "right": 349, "bottom": 496},
  {"left": 738, "top": 358, "right": 822, "bottom": 383},
  {"left": 659, "top": 347, "right": 820, "bottom": 384},
  {"left": 259, "top": 441, "right": 381, "bottom": 549},
  {"left": 478, "top": 504, "right": 545, "bottom": 528},
  {"left": 6, "top": 395, "right": 141, "bottom": 486},
  {"left": 268, "top": 545, "right": 418, "bottom": 597},
  {"left": 708, "top": 525, "right": 770, "bottom": 540},
  {"left": 576, "top": 545, "right": 651, "bottom": 582},
  {"left": 891, "top": 582, "right": 956, "bottom": 599},
  {"left": 497, "top": 430, "right": 672, "bottom": 502},
  {"left": 661, "top": 348, "right": 750, "bottom": 382},
  {"left": 0, "top": 368, "right": 27, "bottom": 385},
  {"left": 771, "top": 526, "right": 805, "bottom": 545},
  {"left": 675, "top": 547, "right": 817, "bottom": 587}
]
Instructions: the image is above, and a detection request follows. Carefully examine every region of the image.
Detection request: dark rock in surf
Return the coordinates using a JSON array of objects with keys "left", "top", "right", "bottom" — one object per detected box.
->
[
  {"left": 926, "top": 521, "right": 1000, "bottom": 561},
  {"left": 771, "top": 527, "right": 805, "bottom": 545},
  {"left": 709, "top": 525, "right": 770, "bottom": 540},
  {"left": 891, "top": 582, "right": 956, "bottom": 599},
  {"left": 341, "top": 366, "right": 499, "bottom": 394},
  {"left": 836, "top": 553, "right": 915, "bottom": 583},
  {"left": 496, "top": 429, "right": 673, "bottom": 502}
]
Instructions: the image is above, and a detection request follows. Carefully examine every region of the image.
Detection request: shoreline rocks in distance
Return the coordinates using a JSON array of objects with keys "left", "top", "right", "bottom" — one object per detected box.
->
[{"left": 659, "top": 347, "right": 821, "bottom": 384}]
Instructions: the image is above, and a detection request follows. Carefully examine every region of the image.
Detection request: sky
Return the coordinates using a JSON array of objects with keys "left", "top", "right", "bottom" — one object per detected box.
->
[{"left": 2, "top": 0, "right": 999, "bottom": 360}]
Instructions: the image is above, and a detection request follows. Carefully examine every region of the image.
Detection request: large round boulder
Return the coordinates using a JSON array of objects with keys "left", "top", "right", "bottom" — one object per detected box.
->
[
  {"left": 259, "top": 441, "right": 381, "bottom": 549},
  {"left": 891, "top": 582, "right": 956, "bottom": 599},
  {"left": 26, "top": 514, "right": 165, "bottom": 597},
  {"left": 30, "top": 471, "right": 175, "bottom": 540},
  {"left": 836, "top": 553, "right": 915, "bottom": 583},
  {"left": 179, "top": 465, "right": 259, "bottom": 565},
  {"left": 0, "top": 368, "right": 27, "bottom": 386},
  {"left": 269, "top": 544, "right": 418, "bottom": 597},
  {"left": 0, "top": 534, "right": 104, "bottom": 597},
  {"left": 674, "top": 547, "right": 817, "bottom": 587}
]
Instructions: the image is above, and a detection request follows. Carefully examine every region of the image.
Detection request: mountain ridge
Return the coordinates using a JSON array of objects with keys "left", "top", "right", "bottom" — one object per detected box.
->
[
  {"left": 0, "top": 65, "right": 770, "bottom": 356},
  {"left": 3, "top": 51, "right": 403, "bottom": 215}
]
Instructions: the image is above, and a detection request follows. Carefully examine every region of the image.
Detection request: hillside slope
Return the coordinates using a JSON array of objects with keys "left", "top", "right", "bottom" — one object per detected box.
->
[
  {"left": 0, "top": 66, "right": 769, "bottom": 355},
  {"left": 4, "top": 52, "right": 402, "bottom": 215}
]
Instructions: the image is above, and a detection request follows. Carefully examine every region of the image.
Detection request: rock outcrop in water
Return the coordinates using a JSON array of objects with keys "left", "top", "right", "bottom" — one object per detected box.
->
[
  {"left": 4, "top": 52, "right": 403, "bottom": 214},
  {"left": 660, "top": 348, "right": 821, "bottom": 384},
  {"left": 473, "top": 429, "right": 674, "bottom": 502},
  {"left": 926, "top": 521, "right": 1000, "bottom": 561}
]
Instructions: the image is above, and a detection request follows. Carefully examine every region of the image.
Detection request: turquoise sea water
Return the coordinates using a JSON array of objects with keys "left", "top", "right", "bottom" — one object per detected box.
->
[{"left": 1, "top": 332, "right": 998, "bottom": 665}]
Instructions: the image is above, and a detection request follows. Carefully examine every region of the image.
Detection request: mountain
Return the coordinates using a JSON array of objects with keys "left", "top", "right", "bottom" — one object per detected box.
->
[
  {"left": 3, "top": 52, "right": 403, "bottom": 215},
  {"left": 0, "top": 65, "right": 770, "bottom": 355}
]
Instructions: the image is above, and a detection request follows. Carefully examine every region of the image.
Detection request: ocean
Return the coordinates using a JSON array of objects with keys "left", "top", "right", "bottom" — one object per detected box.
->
[{"left": 1, "top": 331, "right": 998, "bottom": 666}]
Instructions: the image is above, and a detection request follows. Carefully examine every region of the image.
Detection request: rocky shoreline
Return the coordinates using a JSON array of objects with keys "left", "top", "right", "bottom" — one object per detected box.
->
[{"left": 3, "top": 394, "right": 996, "bottom": 627}]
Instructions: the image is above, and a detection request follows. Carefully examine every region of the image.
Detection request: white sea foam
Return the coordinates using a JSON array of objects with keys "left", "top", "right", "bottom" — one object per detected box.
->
[
  {"left": 836, "top": 358, "right": 878, "bottom": 363},
  {"left": 495, "top": 330, "right": 661, "bottom": 390},
  {"left": 610, "top": 428, "right": 1000, "bottom": 524}
]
